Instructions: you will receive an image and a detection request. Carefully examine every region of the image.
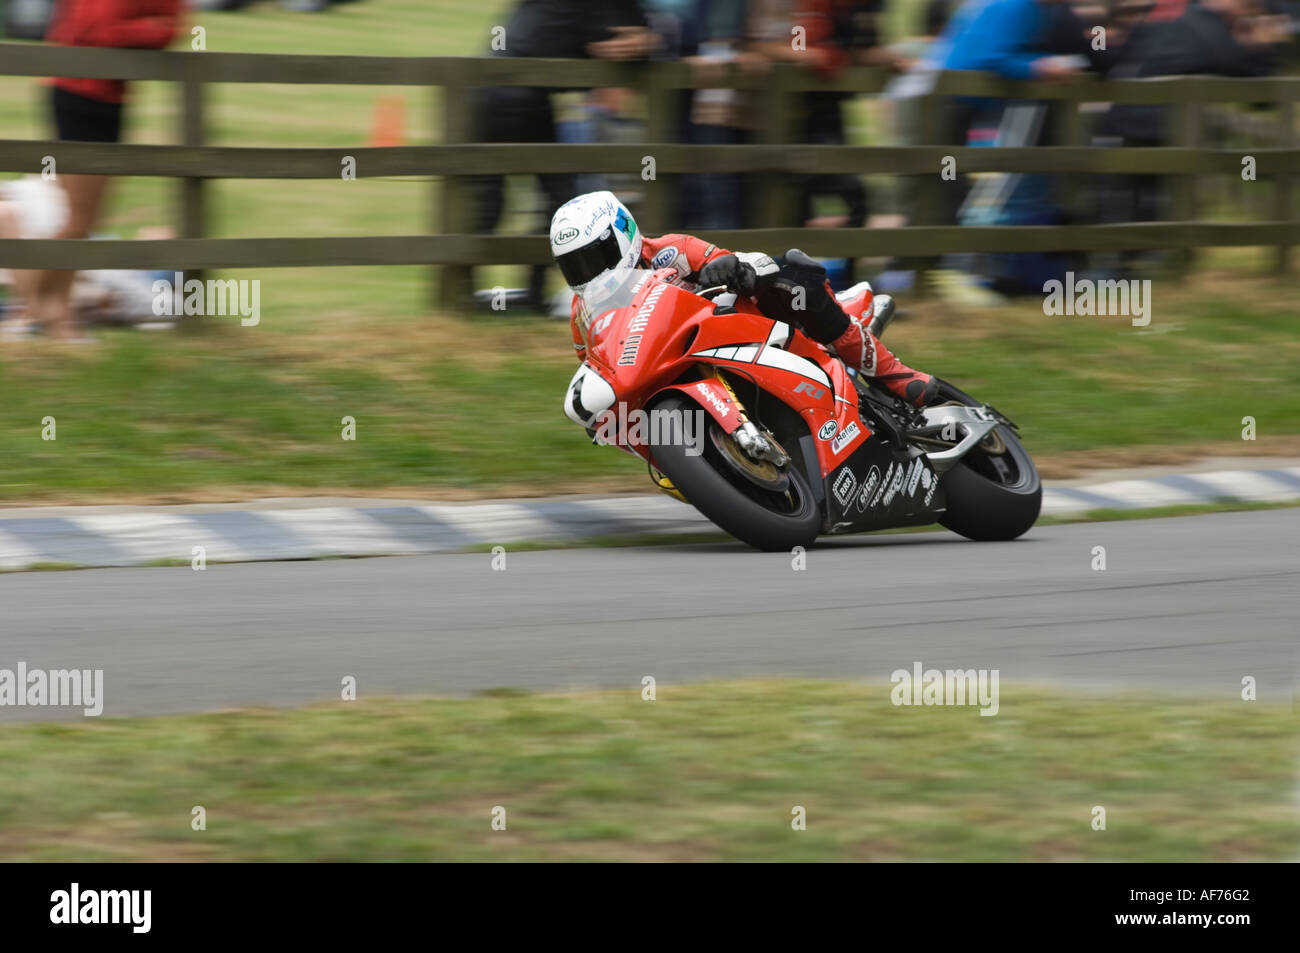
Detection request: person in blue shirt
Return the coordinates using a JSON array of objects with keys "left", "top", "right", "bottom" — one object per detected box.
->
[
  {"left": 919, "top": 0, "right": 1096, "bottom": 294},
  {"left": 928, "top": 0, "right": 1085, "bottom": 80}
]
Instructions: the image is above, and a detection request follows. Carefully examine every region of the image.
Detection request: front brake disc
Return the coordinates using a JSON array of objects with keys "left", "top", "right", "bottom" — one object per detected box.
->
[{"left": 709, "top": 426, "right": 789, "bottom": 492}]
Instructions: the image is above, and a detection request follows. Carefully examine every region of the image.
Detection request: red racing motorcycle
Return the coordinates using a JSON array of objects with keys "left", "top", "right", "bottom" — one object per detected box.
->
[{"left": 563, "top": 267, "right": 1041, "bottom": 551}]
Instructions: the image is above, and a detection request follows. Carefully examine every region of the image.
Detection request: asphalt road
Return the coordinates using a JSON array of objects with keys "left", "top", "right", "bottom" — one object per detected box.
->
[{"left": 2, "top": 510, "right": 1297, "bottom": 720}]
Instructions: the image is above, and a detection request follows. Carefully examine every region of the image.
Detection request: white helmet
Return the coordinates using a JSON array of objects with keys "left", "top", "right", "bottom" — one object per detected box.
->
[{"left": 549, "top": 190, "right": 642, "bottom": 298}]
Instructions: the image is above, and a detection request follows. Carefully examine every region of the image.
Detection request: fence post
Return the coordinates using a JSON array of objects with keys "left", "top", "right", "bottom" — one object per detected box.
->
[
  {"left": 177, "top": 68, "right": 206, "bottom": 333},
  {"left": 1171, "top": 99, "right": 1201, "bottom": 274},
  {"left": 436, "top": 82, "right": 473, "bottom": 311},
  {"left": 640, "top": 69, "right": 679, "bottom": 235},
  {"left": 1274, "top": 101, "right": 1294, "bottom": 275},
  {"left": 1052, "top": 94, "right": 1084, "bottom": 217},
  {"left": 910, "top": 91, "right": 944, "bottom": 296},
  {"left": 758, "top": 66, "right": 799, "bottom": 229}
]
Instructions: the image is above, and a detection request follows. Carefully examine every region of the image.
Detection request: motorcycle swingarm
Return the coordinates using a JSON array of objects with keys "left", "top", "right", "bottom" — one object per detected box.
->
[{"left": 906, "top": 404, "right": 1000, "bottom": 473}]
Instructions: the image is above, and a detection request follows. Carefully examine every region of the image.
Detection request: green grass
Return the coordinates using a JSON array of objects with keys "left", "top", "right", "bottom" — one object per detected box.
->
[
  {"left": 0, "top": 680, "right": 1294, "bottom": 861},
  {"left": 1, "top": 285, "right": 1297, "bottom": 501}
]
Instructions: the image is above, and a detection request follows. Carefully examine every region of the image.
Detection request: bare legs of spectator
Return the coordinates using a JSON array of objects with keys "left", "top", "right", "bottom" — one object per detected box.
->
[
  {"left": 0, "top": 202, "right": 40, "bottom": 320},
  {"left": 32, "top": 172, "right": 110, "bottom": 339}
]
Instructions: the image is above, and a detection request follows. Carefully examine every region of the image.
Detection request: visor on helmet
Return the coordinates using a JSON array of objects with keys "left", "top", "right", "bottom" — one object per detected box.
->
[{"left": 555, "top": 227, "right": 623, "bottom": 289}]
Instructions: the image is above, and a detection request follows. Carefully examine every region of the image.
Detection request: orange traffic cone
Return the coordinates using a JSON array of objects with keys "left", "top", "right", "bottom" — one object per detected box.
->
[{"left": 367, "top": 95, "right": 405, "bottom": 148}]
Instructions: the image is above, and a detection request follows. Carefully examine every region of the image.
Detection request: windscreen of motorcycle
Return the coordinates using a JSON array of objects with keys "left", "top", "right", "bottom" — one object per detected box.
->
[{"left": 575, "top": 269, "right": 653, "bottom": 354}]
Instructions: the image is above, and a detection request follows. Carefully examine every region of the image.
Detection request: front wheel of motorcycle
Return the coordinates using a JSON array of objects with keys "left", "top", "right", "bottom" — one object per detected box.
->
[
  {"left": 649, "top": 393, "right": 821, "bottom": 552},
  {"left": 932, "top": 380, "right": 1042, "bottom": 542}
]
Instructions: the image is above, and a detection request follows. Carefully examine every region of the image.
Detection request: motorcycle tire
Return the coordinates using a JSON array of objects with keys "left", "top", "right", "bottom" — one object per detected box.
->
[
  {"left": 649, "top": 393, "right": 821, "bottom": 551},
  {"left": 933, "top": 380, "right": 1041, "bottom": 541}
]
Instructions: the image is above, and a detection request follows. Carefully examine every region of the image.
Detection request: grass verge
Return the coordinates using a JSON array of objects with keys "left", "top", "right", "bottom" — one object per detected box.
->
[
  {"left": 0, "top": 680, "right": 1295, "bottom": 861},
  {"left": 1, "top": 282, "right": 1298, "bottom": 503}
]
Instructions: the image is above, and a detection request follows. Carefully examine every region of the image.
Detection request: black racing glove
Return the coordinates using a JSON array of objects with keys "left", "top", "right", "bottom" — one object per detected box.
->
[
  {"left": 698, "top": 254, "right": 755, "bottom": 297},
  {"left": 697, "top": 252, "right": 777, "bottom": 299}
]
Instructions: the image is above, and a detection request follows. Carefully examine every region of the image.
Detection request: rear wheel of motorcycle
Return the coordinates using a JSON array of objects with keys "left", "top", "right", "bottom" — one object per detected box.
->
[
  {"left": 649, "top": 393, "right": 821, "bottom": 552},
  {"left": 933, "top": 380, "right": 1041, "bottom": 541}
]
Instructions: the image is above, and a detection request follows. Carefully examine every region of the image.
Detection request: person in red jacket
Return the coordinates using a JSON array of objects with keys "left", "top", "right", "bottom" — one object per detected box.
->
[
  {"left": 553, "top": 191, "right": 936, "bottom": 406},
  {"left": 34, "top": 0, "right": 182, "bottom": 338}
]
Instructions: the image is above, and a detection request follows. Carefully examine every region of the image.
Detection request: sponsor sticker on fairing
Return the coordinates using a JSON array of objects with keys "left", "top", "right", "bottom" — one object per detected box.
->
[
  {"left": 818, "top": 420, "right": 838, "bottom": 441},
  {"left": 882, "top": 463, "right": 907, "bottom": 507},
  {"left": 856, "top": 465, "right": 882, "bottom": 511},
  {"left": 907, "top": 458, "right": 924, "bottom": 498},
  {"left": 870, "top": 462, "right": 895, "bottom": 508},
  {"left": 694, "top": 381, "right": 730, "bottom": 419},
  {"left": 617, "top": 283, "right": 667, "bottom": 366},
  {"left": 830, "top": 421, "right": 861, "bottom": 455},
  {"left": 922, "top": 467, "right": 937, "bottom": 506},
  {"left": 832, "top": 467, "right": 857, "bottom": 507}
]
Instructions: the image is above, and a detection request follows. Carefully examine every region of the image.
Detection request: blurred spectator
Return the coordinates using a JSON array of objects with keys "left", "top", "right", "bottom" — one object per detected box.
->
[
  {"left": 29, "top": 0, "right": 182, "bottom": 339},
  {"left": 0, "top": 176, "right": 66, "bottom": 332},
  {"left": 469, "top": 0, "right": 653, "bottom": 313},
  {"left": 915, "top": 0, "right": 1100, "bottom": 297},
  {"left": 926, "top": 0, "right": 1095, "bottom": 212},
  {"left": 751, "top": 1, "right": 897, "bottom": 232},
  {"left": 0, "top": 178, "right": 179, "bottom": 336},
  {"left": 1094, "top": 0, "right": 1290, "bottom": 273},
  {"left": 5, "top": 0, "right": 57, "bottom": 38},
  {"left": 928, "top": 0, "right": 1094, "bottom": 80},
  {"left": 747, "top": 2, "right": 901, "bottom": 286},
  {"left": 642, "top": 0, "right": 702, "bottom": 58},
  {"left": 189, "top": 1, "right": 367, "bottom": 10},
  {"left": 681, "top": 0, "right": 768, "bottom": 229},
  {"left": 1105, "top": 0, "right": 1285, "bottom": 148}
]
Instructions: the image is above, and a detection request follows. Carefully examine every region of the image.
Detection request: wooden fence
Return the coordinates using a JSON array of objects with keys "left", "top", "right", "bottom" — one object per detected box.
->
[{"left": 0, "top": 42, "right": 1296, "bottom": 308}]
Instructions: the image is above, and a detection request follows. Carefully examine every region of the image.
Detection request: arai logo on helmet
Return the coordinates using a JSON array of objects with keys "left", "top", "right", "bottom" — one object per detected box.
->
[
  {"left": 553, "top": 226, "right": 579, "bottom": 245},
  {"left": 818, "top": 420, "right": 838, "bottom": 441}
]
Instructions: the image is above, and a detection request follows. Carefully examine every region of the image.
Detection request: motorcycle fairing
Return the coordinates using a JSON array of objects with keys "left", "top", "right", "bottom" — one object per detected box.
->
[
  {"left": 681, "top": 314, "right": 873, "bottom": 478},
  {"left": 822, "top": 439, "right": 947, "bottom": 532},
  {"left": 653, "top": 378, "right": 744, "bottom": 434},
  {"left": 586, "top": 273, "right": 864, "bottom": 472}
]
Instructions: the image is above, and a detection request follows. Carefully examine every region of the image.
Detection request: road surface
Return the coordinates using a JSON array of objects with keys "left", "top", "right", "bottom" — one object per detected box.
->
[{"left": 2, "top": 510, "right": 1296, "bottom": 720}]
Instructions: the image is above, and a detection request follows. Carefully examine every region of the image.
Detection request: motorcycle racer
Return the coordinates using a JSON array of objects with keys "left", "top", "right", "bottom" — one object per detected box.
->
[{"left": 550, "top": 190, "right": 938, "bottom": 407}]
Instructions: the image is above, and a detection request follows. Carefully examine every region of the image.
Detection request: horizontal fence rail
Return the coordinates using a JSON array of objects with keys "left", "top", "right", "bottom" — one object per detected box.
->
[
  {"left": 1, "top": 141, "right": 1298, "bottom": 178},
  {"left": 0, "top": 42, "right": 1297, "bottom": 299},
  {"left": 2, "top": 225, "right": 1293, "bottom": 271}
]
